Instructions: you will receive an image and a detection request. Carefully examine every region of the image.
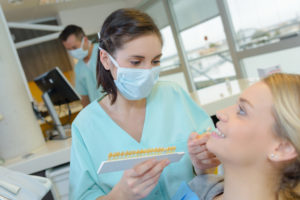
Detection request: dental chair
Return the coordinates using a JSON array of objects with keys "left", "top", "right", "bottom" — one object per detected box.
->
[{"left": 0, "top": 166, "right": 51, "bottom": 200}]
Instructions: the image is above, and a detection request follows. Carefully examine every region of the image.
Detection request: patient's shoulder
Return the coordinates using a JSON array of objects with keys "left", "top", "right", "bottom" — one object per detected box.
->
[{"left": 189, "top": 174, "right": 224, "bottom": 200}]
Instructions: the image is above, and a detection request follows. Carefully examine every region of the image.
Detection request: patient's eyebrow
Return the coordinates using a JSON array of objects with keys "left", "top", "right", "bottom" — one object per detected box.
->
[{"left": 239, "top": 97, "right": 254, "bottom": 108}]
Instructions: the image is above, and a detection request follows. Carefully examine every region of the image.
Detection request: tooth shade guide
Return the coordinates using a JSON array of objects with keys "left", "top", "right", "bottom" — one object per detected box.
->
[
  {"left": 107, "top": 146, "right": 176, "bottom": 160},
  {"left": 196, "top": 134, "right": 205, "bottom": 139},
  {"left": 196, "top": 132, "right": 210, "bottom": 139},
  {"left": 98, "top": 151, "right": 185, "bottom": 174},
  {"left": 196, "top": 127, "right": 213, "bottom": 139}
]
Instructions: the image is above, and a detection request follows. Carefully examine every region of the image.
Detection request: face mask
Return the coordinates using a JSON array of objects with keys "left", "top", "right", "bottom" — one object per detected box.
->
[
  {"left": 100, "top": 48, "right": 160, "bottom": 100},
  {"left": 69, "top": 37, "right": 88, "bottom": 60}
]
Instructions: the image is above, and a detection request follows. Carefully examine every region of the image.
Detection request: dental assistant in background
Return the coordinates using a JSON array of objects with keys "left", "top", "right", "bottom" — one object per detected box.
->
[
  {"left": 69, "top": 8, "right": 220, "bottom": 200},
  {"left": 59, "top": 25, "right": 104, "bottom": 107}
]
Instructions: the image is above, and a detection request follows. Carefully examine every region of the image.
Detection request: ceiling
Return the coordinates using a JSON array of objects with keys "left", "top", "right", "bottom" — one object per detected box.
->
[{"left": 0, "top": 0, "right": 147, "bottom": 22}]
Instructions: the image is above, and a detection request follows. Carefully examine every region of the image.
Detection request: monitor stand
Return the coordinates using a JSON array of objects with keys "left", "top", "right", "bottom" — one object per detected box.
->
[{"left": 42, "top": 92, "right": 70, "bottom": 140}]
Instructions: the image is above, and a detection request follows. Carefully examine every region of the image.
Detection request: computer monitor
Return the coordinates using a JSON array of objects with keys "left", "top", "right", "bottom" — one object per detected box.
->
[
  {"left": 34, "top": 67, "right": 80, "bottom": 105},
  {"left": 34, "top": 67, "right": 81, "bottom": 139}
]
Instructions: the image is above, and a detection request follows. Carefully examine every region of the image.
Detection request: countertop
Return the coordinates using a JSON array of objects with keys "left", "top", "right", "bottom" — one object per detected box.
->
[{"left": 3, "top": 138, "right": 71, "bottom": 174}]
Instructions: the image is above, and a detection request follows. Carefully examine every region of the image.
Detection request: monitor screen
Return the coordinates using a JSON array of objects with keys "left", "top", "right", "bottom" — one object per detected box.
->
[{"left": 34, "top": 67, "right": 81, "bottom": 106}]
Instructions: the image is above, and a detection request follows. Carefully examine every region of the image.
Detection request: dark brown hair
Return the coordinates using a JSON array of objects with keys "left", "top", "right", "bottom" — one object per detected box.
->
[
  {"left": 59, "top": 24, "right": 85, "bottom": 41},
  {"left": 97, "top": 8, "right": 162, "bottom": 104}
]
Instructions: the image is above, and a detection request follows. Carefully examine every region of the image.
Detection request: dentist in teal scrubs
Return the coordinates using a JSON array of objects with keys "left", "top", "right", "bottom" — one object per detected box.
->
[{"left": 69, "top": 8, "right": 220, "bottom": 200}]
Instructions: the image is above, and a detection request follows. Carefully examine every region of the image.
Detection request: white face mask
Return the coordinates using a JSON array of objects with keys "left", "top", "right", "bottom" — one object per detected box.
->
[
  {"left": 68, "top": 37, "right": 88, "bottom": 60},
  {"left": 99, "top": 47, "right": 160, "bottom": 100}
]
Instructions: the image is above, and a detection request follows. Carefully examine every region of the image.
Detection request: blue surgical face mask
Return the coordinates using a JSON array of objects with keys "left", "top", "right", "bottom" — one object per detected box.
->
[
  {"left": 69, "top": 37, "right": 88, "bottom": 60},
  {"left": 99, "top": 47, "right": 160, "bottom": 100}
]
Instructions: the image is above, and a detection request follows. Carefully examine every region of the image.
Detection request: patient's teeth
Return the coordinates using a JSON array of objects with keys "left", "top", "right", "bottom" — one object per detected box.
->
[{"left": 216, "top": 129, "right": 226, "bottom": 138}]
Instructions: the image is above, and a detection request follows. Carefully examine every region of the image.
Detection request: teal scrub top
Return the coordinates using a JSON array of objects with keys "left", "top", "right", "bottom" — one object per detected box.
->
[
  {"left": 69, "top": 81, "right": 214, "bottom": 200},
  {"left": 74, "top": 44, "right": 103, "bottom": 102}
]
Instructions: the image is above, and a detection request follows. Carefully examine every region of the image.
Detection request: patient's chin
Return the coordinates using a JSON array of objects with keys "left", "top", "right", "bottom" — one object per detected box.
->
[{"left": 206, "top": 138, "right": 217, "bottom": 155}]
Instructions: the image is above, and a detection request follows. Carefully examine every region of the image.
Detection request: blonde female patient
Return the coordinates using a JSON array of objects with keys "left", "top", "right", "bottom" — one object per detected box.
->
[{"left": 185, "top": 73, "right": 300, "bottom": 200}]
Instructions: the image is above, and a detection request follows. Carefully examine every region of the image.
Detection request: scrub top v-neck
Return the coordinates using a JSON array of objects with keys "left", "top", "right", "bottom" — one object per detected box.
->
[
  {"left": 69, "top": 81, "right": 214, "bottom": 200},
  {"left": 96, "top": 94, "right": 150, "bottom": 145}
]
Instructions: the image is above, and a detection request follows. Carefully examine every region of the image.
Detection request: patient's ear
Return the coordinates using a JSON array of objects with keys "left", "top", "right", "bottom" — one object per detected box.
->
[{"left": 269, "top": 140, "right": 297, "bottom": 162}]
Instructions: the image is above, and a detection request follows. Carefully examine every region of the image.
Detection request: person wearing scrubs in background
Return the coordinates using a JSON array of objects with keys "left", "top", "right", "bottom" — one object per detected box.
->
[
  {"left": 69, "top": 8, "right": 220, "bottom": 200},
  {"left": 59, "top": 25, "right": 104, "bottom": 107}
]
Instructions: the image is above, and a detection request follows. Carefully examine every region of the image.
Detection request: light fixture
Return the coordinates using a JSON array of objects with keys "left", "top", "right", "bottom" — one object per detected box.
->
[{"left": 39, "top": 0, "right": 72, "bottom": 6}]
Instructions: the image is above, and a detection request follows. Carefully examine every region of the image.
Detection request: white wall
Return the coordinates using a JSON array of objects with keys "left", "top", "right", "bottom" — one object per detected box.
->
[
  {"left": 57, "top": 1, "right": 138, "bottom": 35},
  {"left": 159, "top": 72, "right": 189, "bottom": 92}
]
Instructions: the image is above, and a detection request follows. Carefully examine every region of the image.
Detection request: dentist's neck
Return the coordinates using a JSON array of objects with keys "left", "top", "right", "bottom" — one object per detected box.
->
[{"left": 110, "top": 93, "right": 146, "bottom": 114}]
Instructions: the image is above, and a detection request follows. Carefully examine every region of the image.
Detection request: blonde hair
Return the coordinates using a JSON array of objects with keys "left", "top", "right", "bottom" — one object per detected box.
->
[{"left": 263, "top": 73, "right": 300, "bottom": 199}]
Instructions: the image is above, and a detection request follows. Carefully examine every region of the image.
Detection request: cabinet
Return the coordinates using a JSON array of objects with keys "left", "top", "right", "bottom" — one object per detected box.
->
[{"left": 45, "top": 164, "right": 70, "bottom": 200}]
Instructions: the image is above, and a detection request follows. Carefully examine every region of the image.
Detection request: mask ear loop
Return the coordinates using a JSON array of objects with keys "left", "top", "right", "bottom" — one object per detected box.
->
[
  {"left": 97, "top": 32, "right": 120, "bottom": 70},
  {"left": 98, "top": 47, "right": 120, "bottom": 69},
  {"left": 98, "top": 46, "right": 120, "bottom": 81},
  {"left": 107, "top": 54, "right": 120, "bottom": 69}
]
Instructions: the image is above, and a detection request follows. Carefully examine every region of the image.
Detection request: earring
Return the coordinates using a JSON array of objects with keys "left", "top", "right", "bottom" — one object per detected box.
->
[{"left": 270, "top": 153, "right": 277, "bottom": 159}]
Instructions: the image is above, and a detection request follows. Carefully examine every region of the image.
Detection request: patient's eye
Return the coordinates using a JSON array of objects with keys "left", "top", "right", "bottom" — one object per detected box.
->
[{"left": 237, "top": 105, "right": 246, "bottom": 116}]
